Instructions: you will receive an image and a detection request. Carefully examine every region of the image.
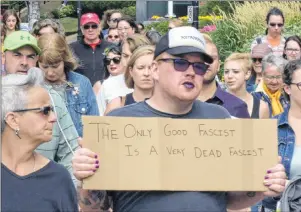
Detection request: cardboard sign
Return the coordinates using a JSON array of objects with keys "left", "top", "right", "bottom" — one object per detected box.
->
[{"left": 82, "top": 116, "right": 278, "bottom": 191}]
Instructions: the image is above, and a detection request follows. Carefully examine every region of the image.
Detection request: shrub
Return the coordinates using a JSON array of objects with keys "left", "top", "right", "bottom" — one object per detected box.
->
[
  {"left": 121, "top": 6, "right": 136, "bottom": 19},
  {"left": 58, "top": 5, "right": 75, "bottom": 18},
  {"left": 145, "top": 20, "right": 169, "bottom": 35},
  {"left": 210, "top": 1, "right": 301, "bottom": 62}
]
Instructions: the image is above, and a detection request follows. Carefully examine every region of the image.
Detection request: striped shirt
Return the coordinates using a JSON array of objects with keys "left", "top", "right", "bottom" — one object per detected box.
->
[{"left": 36, "top": 86, "right": 80, "bottom": 187}]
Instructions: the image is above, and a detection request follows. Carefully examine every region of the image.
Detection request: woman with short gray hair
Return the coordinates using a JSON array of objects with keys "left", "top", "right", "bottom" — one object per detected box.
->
[
  {"left": 1, "top": 68, "right": 78, "bottom": 212},
  {"left": 253, "top": 53, "right": 289, "bottom": 116}
]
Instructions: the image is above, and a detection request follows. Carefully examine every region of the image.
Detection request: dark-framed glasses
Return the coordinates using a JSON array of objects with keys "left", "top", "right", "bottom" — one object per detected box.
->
[
  {"left": 108, "top": 35, "right": 119, "bottom": 39},
  {"left": 110, "top": 18, "right": 121, "bottom": 23},
  {"left": 264, "top": 75, "right": 282, "bottom": 81},
  {"left": 252, "top": 58, "right": 263, "bottom": 63},
  {"left": 157, "top": 58, "right": 209, "bottom": 76},
  {"left": 291, "top": 82, "right": 301, "bottom": 90},
  {"left": 285, "top": 48, "right": 301, "bottom": 53},
  {"left": 13, "top": 106, "right": 54, "bottom": 116},
  {"left": 83, "top": 24, "right": 98, "bottom": 30},
  {"left": 104, "top": 57, "right": 121, "bottom": 65}
]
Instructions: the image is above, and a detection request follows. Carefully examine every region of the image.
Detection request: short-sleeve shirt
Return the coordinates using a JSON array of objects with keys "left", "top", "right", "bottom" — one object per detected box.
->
[
  {"left": 107, "top": 100, "right": 231, "bottom": 212},
  {"left": 1, "top": 160, "right": 78, "bottom": 212}
]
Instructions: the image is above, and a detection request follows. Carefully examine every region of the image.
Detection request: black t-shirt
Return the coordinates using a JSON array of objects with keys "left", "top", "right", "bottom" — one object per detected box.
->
[
  {"left": 107, "top": 100, "right": 231, "bottom": 212},
  {"left": 124, "top": 92, "right": 136, "bottom": 106},
  {"left": 1, "top": 160, "right": 78, "bottom": 212}
]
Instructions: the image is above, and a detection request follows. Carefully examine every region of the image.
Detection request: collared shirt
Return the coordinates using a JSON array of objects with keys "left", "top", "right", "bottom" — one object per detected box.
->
[{"left": 205, "top": 84, "right": 250, "bottom": 118}]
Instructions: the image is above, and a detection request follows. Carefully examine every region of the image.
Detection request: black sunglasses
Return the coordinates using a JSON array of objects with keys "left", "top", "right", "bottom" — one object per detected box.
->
[
  {"left": 252, "top": 58, "right": 263, "bottom": 63},
  {"left": 104, "top": 57, "right": 121, "bottom": 65},
  {"left": 157, "top": 58, "right": 209, "bottom": 76},
  {"left": 269, "top": 23, "right": 284, "bottom": 28},
  {"left": 110, "top": 18, "right": 121, "bottom": 23},
  {"left": 108, "top": 35, "right": 119, "bottom": 39},
  {"left": 13, "top": 106, "right": 54, "bottom": 116},
  {"left": 83, "top": 24, "right": 98, "bottom": 30}
]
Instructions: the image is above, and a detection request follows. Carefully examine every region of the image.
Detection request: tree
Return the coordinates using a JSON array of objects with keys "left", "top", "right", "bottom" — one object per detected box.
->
[{"left": 27, "top": 1, "right": 40, "bottom": 28}]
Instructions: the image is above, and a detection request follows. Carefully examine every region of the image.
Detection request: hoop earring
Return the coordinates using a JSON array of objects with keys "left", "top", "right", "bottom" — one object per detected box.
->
[{"left": 15, "top": 128, "right": 21, "bottom": 139}]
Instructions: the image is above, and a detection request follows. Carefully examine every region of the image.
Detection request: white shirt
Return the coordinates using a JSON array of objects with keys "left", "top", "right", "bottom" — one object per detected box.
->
[{"left": 97, "top": 74, "right": 133, "bottom": 116}]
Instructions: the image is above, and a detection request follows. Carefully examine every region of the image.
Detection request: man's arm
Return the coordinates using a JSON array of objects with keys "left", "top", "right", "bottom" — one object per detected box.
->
[
  {"left": 227, "top": 192, "right": 264, "bottom": 210},
  {"left": 77, "top": 186, "right": 111, "bottom": 212}
]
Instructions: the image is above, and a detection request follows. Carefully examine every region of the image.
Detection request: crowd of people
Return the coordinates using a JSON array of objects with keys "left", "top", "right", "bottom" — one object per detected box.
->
[{"left": 1, "top": 5, "right": 301, "bottom": 212}]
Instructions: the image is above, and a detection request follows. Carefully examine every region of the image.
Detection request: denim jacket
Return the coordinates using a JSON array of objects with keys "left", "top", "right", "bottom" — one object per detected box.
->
[
  {"left": 252, "top": 91, "right": 289, "bottom": 117},
  {"left": 252, "top": 106, "right": 295, "bottom": 211},
  {"left": 66, "top": 71, "right": 99, "bottom": 137}
]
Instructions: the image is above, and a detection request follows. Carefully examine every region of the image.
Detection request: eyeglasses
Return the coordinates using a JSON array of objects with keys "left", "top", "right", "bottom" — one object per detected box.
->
[
  {"left": 104, "top": 57, "right": 121, "bottom": 66},
  {"left": 108, "top": 35, "right": 119, "bottom": 39},
  {"left": 264, "top": 75, "right": 282, "bottom": 81},
  {"left": 83, "top": 24, "right": 98, "bottom": 30},
  {"left": 269, "top": 23, "right": 284, "bottom": 28},
  {"left": 157, "top": 58, "right": 209, "bottom": 76},
  {"left": 110, "top": 18, "right": 120, "bottom": 23},
  {"left": 291, "top": 82, "right": 301, "bottom": 90},
  {"left": 13, "top": 106, "right": 54, "bottom": 116},
  {"left": 285, "top": 48, "right": 301, "bottom": 53},
  {"left": 252, "top": 58, "right": 263, "bottom": 63}
]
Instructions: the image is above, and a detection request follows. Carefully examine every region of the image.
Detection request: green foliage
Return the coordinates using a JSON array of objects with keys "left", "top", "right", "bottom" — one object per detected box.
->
[
  {"left": 51, "top": 5, "right": 76, "bottom": 19},
  {"left": 121, "top": 6, "right": 136, "bottom": 19},
  {"left": 59, "top": 5, "right": 76, "bottom": 18},
  {"left": 209, "top": 1, "right": 301, "bottom": 64},
  {"left": 199, "top": 1, "right": 236, "bottom": 16},
  {"left": 70, "top": 1, "right": 135, "bottom": 18},
  {"left": 1, "top": 1, "right": 26, "bottom": 11},
  {"left": 145, "top": 21, "right": 169, "bottom": 36}
]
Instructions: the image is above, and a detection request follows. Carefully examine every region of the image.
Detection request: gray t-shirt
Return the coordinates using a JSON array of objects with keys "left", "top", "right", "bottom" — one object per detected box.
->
[{"left": 107, "top": 100, "right": 231, "bottom": 212}]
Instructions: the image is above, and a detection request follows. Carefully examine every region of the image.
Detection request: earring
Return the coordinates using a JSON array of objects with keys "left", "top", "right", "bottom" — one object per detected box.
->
[{"left": 15, "top": 128, "right": 21, "bottom": 139}]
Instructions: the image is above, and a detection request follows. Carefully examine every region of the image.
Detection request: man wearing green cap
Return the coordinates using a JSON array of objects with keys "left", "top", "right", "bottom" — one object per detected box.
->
[{"left": 3, "top": 31, "right": 80, "bottom": 187}]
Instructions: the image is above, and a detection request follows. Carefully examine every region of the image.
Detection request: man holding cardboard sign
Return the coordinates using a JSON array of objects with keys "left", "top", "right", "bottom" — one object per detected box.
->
[{"left": 72, "top": 26, "right": 287, "bottom": 212}]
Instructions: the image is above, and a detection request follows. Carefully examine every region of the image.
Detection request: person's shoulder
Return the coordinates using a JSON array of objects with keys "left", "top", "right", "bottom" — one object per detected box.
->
[
  {"left": 68, "top": 71, "right": 91, "bottom": 85},
  {"left": 70, "top": 40, "right": 81, "bottom": 48},
  {"left": 221, "top": 91, "right": 248, "bottom": 108},
  {"left": 100, "top": 40, "right": 112, "bottom": 48},
  {"left": 107, "top": 102, "right": 145, "bottom": 117},
  {"left": 194, "top": 100, "right": 231, "bottom": 118},
  {"left": 44, "top": 161, "right": 73, "bottom": 182}
]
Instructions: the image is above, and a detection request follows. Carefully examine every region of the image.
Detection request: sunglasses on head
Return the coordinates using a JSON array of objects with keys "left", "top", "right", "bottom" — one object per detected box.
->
[
  {"left": 108, "top": 35, "right": 119, "bottom": 39},
  {"left": 13, "top": 106, "right": 54, "bottom": 116},
  {"left": 83, "top": 24, "right": 98, "bottom": 30},
  {"left": 157, "top": 58, "right": 209, "bottom": 76},
  {"left": 269, "top": 23, "right": 284, "bottom": 28},
  {"left": 104, "top": 57, "right": 121, "bottom": 65},
  {"left": 252, "top": 58, "right": 263, "bottom": 63},
  {"left": 110, "top": 18, "right": 120, "bottom": 23}
]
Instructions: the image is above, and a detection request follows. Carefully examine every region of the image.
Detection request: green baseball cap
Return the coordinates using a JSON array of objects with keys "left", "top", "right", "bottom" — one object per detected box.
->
[{"left": 3, "top": 31, "right": 41, "bottom": 55}]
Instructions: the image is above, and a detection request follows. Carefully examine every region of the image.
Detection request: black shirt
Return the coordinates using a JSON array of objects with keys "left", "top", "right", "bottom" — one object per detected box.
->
[
  {"left": 1, "top": 160, "right": 78, "bottom": 212},
  {"left": 124, "top": 92, "right": 136, "bottom": 106},
  {"left": 70, "top": 38, "right": 111, "bottom": 86}
]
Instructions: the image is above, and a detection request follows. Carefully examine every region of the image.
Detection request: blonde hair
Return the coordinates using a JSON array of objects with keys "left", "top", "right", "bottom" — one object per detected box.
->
[
  {"left": 169, "top": 19, "right": 183, "bottom": 27},
  {"left": 37, "top": 33, "right": 78, "bottom": 72},
  {"left": 122, "top": 34, "right": 151, "bottom": 53},
  {"left": 224, "top": 53, "right": 252, "bottom": 73},
  {"left": 124, "top": 45, "right": 155, "bottom": 89}
]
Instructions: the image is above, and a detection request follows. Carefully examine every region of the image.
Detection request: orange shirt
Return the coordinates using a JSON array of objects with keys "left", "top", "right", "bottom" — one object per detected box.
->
[{"left": 267, "top": 37, "right": 281, "bottom": 47}]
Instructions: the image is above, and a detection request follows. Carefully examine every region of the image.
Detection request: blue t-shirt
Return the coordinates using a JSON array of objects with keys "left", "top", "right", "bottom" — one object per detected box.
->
[
  {"left": 107, "top": 100, "right": 231, "bottom": 212},
  {"left": 1, "top": 160, "right": 78, "bottom": 212}
]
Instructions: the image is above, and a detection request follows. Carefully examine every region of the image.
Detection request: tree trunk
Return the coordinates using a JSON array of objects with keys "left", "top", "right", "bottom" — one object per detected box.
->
[{"left": 28, "top": 1, "right": 40, "bottom": 29}]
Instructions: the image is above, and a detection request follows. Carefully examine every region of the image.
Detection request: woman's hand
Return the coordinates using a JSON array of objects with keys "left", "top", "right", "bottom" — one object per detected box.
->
[
  {"left": 72, "top": 148, "right": 99, "bottom": 181},
  {"left": 263, "top": 157, "right": 287, "bottom": 197}
]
